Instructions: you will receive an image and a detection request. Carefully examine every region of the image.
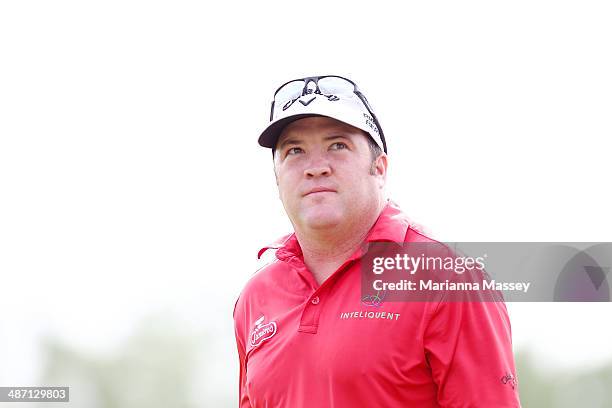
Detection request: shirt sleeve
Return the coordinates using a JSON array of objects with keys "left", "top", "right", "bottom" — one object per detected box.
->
[
  {"left": 423, "top": 297, "right": 522, "bottom": 407},
  {"left": 234, "top": 298, "right": 253, "bottom": 408},
  {"left": 235, "top": 333, "right": 252, "bottom": 408}
]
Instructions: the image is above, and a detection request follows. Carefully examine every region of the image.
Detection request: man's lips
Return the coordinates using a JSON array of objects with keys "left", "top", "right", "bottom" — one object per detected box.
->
[{"left": 303, "top": 187, "right": 337, "bottom": 197}]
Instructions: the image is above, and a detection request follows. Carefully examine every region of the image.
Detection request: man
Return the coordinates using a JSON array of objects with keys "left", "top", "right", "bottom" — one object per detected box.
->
[{"left": 233, "top": 75, "right": 521, "bottom": 407}]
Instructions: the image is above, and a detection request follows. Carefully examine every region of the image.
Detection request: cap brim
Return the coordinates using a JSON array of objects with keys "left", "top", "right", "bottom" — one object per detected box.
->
[{"left": 258, "top": 114, "right": 326, "bottom": 149}]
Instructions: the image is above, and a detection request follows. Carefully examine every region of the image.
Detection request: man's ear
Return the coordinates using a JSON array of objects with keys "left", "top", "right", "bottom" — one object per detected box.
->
[{"left": 372, "top": 153, "right": 388, "bottom": 188}]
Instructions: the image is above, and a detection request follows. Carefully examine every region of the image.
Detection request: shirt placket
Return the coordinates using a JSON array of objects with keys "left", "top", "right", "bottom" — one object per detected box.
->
[{"left": 297, "top": 249, "right": 364, "bottom": 334}]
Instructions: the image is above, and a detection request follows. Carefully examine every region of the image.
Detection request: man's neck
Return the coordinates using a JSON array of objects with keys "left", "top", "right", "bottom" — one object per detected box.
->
[{"left": 295, "top": 200, "right": 387, "bottom": 285}]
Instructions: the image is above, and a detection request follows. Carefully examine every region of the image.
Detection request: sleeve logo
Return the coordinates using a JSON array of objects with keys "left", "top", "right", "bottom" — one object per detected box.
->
[
  {"left": 501, "top": 372, "right": 518, "bottom": 389},
  {"left": 250, "top": 315, "right": 278, "bottom": 348}
]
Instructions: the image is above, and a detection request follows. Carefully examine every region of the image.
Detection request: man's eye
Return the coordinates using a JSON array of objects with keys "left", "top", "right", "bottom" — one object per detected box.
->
[
  {"left": 286, "top": 147, "right": 304, "bottom": 156},
  {"left": 330, "top": 142, "right": 348, "bottom": 150}
]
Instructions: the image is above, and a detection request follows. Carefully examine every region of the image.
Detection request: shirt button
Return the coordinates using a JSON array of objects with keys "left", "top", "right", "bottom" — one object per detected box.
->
[{"left": 311, "top": 296, "right": 320, "bottom": 305}]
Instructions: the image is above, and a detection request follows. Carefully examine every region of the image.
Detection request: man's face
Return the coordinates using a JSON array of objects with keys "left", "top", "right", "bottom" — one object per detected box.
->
[{"left": 273, "top": 116, "right": 387, "bottom": 232}]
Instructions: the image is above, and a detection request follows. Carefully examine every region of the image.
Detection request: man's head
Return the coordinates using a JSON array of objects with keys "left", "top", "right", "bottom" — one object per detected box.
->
[
  {"left": 258, "top": 75, "right": 389, "bottom": 233},
  {"left": 272, "top": 116, "right": 387, "bottom": 232}
]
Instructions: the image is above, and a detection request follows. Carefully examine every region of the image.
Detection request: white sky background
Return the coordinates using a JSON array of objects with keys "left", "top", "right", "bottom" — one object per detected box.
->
[{"left": 1, "top": 0, "right": 611, "bottom": 398}]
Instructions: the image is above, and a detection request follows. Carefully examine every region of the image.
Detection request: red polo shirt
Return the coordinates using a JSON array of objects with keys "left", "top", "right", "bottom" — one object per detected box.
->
[{"left": 233, "top": 202, "right": 521, "bottom": 407}]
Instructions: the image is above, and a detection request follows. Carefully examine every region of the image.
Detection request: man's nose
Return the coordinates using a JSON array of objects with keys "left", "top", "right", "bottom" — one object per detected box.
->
[{"left": 304, "top": 157, "right": 331, "bottom": 178}]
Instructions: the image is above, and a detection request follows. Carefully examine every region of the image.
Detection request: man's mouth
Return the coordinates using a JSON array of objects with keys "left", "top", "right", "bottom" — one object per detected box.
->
[{"left": 304, "top": 187, "right": 336, "bottom": 197}]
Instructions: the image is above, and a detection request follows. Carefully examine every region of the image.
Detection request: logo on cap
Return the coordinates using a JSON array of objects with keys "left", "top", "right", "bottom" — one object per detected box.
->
[
  {"left": 299, "top": 96, "right": 316, "bottom": 106},
  {"left": 282, "top": 91, "right": 340, "bottom": 112}
]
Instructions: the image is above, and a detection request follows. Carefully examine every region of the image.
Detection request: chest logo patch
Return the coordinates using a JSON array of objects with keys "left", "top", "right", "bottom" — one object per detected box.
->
[
  {"left": 361, "top": 290, "right": 387, "bottom": 307},
  {"left": 250, "top": 315, "right": 278, "bottom": 348}
]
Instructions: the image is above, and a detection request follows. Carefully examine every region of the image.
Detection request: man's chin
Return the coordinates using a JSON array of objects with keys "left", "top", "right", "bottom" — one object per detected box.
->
[
  {"left": 300, "top": 207, "right": 344, "bottom": 230},
  {"left": 305, "top": 219, "right": 340, "bottom": 230}
]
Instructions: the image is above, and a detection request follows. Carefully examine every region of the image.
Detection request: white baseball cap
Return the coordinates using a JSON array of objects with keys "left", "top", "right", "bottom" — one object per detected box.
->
[{"left": 257, "top": 75, "right": 387, "bottom": 153}]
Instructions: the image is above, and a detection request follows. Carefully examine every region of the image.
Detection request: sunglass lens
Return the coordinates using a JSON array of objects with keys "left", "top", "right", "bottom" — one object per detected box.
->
[
  {"left": 275, "top": 80, "right": 305, "bottom": 104},
  {"left": 317, "top": 76, "right": 355, "bottom": 96}
]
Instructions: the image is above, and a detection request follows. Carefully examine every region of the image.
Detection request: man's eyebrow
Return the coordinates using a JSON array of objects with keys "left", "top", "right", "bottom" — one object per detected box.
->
[
  {"left": 323, "top": 134, "right": 350, "bottom": 141},
  {"left": 277, "top": 137, "right": 302, "bottom": 150},
  {"left": 277, "top": 132, "right": 351, "bottom": 150}
]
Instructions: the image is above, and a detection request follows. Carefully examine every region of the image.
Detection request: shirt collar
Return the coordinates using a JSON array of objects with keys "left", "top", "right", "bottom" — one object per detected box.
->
[
  {"left": 257, "top": 233, "right": 298, "bottom": 260},
  {"left": 365, "top": 200, "right": 411, "bottom": 244},
  {"left": 258, "top": 200, "right": 412, "bottom": 261}
]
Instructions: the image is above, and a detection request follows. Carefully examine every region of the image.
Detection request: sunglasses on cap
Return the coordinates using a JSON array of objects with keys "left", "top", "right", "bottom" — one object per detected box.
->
[{"left": 269, "top": 75, "right": 387, "bottom": 153}]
